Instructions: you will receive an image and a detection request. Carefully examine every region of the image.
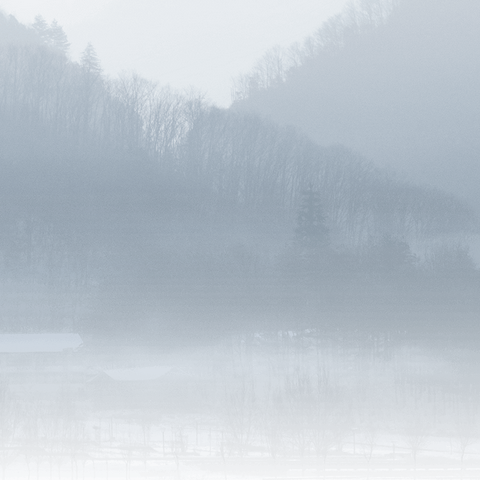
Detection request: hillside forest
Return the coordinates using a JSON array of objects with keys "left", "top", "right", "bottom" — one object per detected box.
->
[{"left": 0, "top": 5, "right": 478, "bottom": 340}]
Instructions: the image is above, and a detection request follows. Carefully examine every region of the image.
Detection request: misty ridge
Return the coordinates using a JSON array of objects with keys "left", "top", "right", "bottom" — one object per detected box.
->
[
  {"left": 233, "top": 0, "right": 480, "bottom": 207},
  {"left": 0, "top": 2, "right": 478, "bottom": 339}
]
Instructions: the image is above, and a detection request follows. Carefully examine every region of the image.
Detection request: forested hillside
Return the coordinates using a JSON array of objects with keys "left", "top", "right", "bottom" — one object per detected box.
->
[
  {"left": 0, "top": 10, "right": 41, "bottom": 44},
  {"left": 232, "top": 0, "right": 480, "bottom": 207},
  {"left": 0, "top": 10, "right": 477, "bottom": 337}
]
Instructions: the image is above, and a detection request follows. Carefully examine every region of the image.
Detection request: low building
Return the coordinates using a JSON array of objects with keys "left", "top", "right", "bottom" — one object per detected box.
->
[
  {"left": 0, "top": 333, "right": 88, "bottom": 395},
  {"left": 87, "top": 366, "right": 195, "bottom": 410}
]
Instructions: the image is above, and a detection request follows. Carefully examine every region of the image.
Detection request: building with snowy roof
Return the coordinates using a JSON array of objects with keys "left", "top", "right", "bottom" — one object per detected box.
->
[{"left": 0, "top": 333, "right": 89, "bottom": 395}]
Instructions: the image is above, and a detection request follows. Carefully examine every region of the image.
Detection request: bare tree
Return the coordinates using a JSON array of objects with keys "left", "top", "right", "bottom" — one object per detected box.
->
[
  {"left": 282, "top": 370, "right": 315, "bottom": 476},
  {"left": 24, "top": 401, "right": 46, "bottom": 480},
  {"left": 453, "top": 409, "right": 478, "bottom": 476},
  {"left": 402, "top": 416, "right": 430, "bottom": 478},
  {"left": 170, "top": 440, "right": 181, "bottom": 480},
  {"left": 21, "top": 399, "right": 45, "bottom": 479},
  {"left": 119, "top": 444, "right": 135, "bottom": 480},
  {"left": 309, "top": 373, "right": 352, "bottom": 477},
  {"left": 66, "top": 419, "right": 86, "bottom": 480},
  {"left": 360, "top": 420, "right": 380, "bottom": 478},
  {"left": 219, "top": 432, "right": 232, "bottom": 480},
  {"left": 54, "top": 417, "right": 73, "bottom": 480},
  {"left": 220, "top": 377, "right": 258, "bottom": 461},
  {"left": 22, "top": 407, "right": 38, "bottom": 480},
  {"left": 174, "top": 426, "right": 188, "bottom": 455},
  {"left": 0, "top": 378, "right": 22, "bottom": 480},
  {"left": 137, "top": 413, "right": 153, "bottom": 471},
  {"left": 260, "top": 390, "right": 284, "bottom": 478},
  {"left": 40, "top": 404, "right": 61, "bottom": 480}
]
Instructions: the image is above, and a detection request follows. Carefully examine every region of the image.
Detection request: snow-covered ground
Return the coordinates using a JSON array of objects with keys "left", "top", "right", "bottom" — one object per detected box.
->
[
  {"left": 7, "top": 412, "right": 480, "bottom": 480},
  {"left": 87, "top": 412, "right": 480, "bottom": 460},
  {"left": 1, "top": 459, "right": 260, "bottom": 480}
]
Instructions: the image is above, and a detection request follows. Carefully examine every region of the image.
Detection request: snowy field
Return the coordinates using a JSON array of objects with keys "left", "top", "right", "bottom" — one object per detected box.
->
[
  {"left": 79, "top": 412, "right": 480, "bottom": 460},
  {"left": 0, "top": 459, "right": 232, "bottom": 480},
  {"left": 6, "top": 412, "right": 480, "bottom": 480}
]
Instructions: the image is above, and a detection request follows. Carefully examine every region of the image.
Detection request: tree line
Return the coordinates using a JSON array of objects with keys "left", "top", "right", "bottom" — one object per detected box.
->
[
  {"left": 0, "top": 11, "right": 476, "bottom": 334},
  {"left": 0, "top": 369, "right": 480, "bottom": 480},
  {"left": 0, "top": 379, "right": 89, "bottom": 480},
  {"left": 231, "top": 0, "right": 480, "bottom": 210},
  {"left": 218, "top": 369, "right": 480, "bottom": 476}
]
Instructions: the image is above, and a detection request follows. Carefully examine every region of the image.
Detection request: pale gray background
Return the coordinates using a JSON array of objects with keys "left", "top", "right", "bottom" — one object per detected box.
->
[{"left": 0, "top": 0, "right": 349, "bottom": 106}]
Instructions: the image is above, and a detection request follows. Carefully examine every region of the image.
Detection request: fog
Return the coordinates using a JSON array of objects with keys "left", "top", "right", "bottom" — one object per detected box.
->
[
  {"left": 234, "top": 0, "right": 480, "bottom": 208},
  {"left": 0, "top": 1, "right": 479, "bottom": 478},
  {"left": 0, "top": 0, "right": 349, "bottom": 107}
]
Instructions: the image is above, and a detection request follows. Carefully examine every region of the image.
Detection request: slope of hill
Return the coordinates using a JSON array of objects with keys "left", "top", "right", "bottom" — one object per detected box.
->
[
  {"left": 0, "top": 10, "right": 477, "bottom": 335},
  {"left": 0, "top": 11, "right": 42, "bottom": 44},
  {"left": 232, "top": 0, "right": 480, "bottom": 207}
]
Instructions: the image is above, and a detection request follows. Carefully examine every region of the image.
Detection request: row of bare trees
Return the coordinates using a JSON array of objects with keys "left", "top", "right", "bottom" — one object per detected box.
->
[
  {"left": 0, "top": 35, "right": 473, "bottom": 246},
  {"left": 0, "top": 20, "right": 476, "bottom": 331},
  {"left": 0, "top": 388, "right": 179, "bottom": 479},
  {"left": 0, "top": 379, "right": 89, "bottom": 480},
  {"left": 220, "top": 371, "right": 353, "bottom": 471},
  {"left": 231, "top": 0, "right": 401, "bottom": 102},
  {"left": 219, "top": 370, "right": 480, "bottom": 475}
]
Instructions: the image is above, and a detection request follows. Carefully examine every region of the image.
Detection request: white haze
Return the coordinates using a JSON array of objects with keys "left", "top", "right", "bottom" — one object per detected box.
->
[{"left": 0, "top": 0, "right": 349, "bottom": 106}]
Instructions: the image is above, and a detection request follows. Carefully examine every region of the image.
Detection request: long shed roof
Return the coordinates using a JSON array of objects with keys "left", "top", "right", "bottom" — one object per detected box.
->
[{"left": 0, "top": 334, "right": 83, "bottom": 353}]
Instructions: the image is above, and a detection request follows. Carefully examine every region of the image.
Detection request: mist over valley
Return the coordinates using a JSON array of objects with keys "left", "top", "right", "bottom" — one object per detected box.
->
[{"left": 0, "top": 2, "right": 479, "bottom": 478}]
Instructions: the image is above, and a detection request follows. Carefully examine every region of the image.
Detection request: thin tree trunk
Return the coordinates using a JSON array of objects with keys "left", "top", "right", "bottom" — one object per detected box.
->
[
  {"left": 413, "top": 452, "right": 417, "bottom": 480},
  {"left": 315, "top": 452, "right": 322, "bottom": 477}
]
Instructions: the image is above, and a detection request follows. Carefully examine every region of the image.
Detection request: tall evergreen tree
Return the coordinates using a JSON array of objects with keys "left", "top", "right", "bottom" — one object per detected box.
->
[
  {"left": 49, "top": 20, "right": 70, "bottom": 54},
  {"left": 295, "top": 184, "right": 329, "bottom": 254},
  {"left": 31, "top": 15, "right": 49, "bottom": 43},
  {"left": 81, "top": 43, "right": 102, "bottom": 76}
]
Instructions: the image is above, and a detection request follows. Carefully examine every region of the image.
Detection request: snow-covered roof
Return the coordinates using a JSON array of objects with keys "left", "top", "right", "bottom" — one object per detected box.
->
[
  {"left": 0, "top": 334, "right": 83, "bottom": 353},
  {"left": 103, "top": 366, "right": 172, "bottom": 381}
]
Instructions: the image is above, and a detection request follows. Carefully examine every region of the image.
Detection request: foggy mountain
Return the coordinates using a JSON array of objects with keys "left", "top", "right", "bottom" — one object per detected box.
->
[
  {"left": 2, "top": 7, "right": 480, "bottom": 479},
  {"left": 0, "top": 9, "right": 42, "bottom": 45},
  {"left": 0, "top": 9, "right": 477, "bottom": 338},
  {"left": 232, "top": 0, "right": 480, "bottom": 207}
]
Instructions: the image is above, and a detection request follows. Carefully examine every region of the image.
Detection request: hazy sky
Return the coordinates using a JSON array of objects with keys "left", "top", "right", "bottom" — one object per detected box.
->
[{"left": 1, "top": 0, "right": 348, "bottom": 106}]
